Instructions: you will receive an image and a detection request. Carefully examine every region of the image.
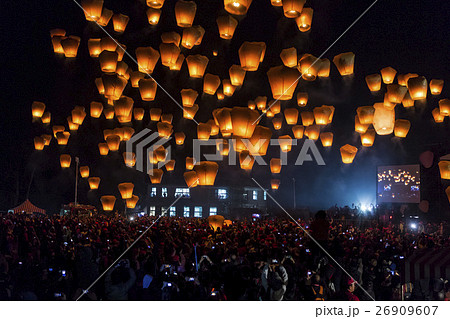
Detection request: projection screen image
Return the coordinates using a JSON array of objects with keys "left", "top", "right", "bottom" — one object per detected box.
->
[{"left": 377, "top": 164, "right": 421, "bottom": 203}]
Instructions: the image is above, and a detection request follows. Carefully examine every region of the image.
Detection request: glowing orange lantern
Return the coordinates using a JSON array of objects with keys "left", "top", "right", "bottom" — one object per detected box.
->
[
  {"left": 34, "top": 136, "right": 45, "bottom": 150},
  {"left": 360, "top": 129, "right": 375, "bottom": 147},
  {"left": 295, "top": 7, "right": 313, "bottom": 32},
  {"left": 147, "top": 0, "right": 165, "bottom": 9},
  {"left": 161, "top": 32, "right": 181, "bottom": 46},
  {"left": 229, "top": 65, "right": 246, "bottom": 86},
  {"left": 56, "top": 131, "right": 70, "bottom": 145},
  {"left": 222, "top": 79, "right": 236, "bottom": 96},
  {"left": 136, "top": 47, "right": 160, "bottom": 74},
  {"left": 284, "top": 108, "right": 299, "bottom": 125},
  {"left": 296, "top": 92, "right": 308, "bottom": 107},
  {"left": 90, "top": 102, "right": 103, "bottom": 118},
  {"left": 407, "top": 76, "right": 427, "bottom": 100},
  {"left": 194, "top": 161, "right": 219, "bottom": 185},
  {"left": 217, "top": 15, "right": 238, "bottom": 39},
  {"left": 320, "top": 132, "right": 333, "bottom": 147},
  {"left": 248, "top": 125, "right": 272, "bottom": 156},
  {"left": 380, "top": 67, "right": 397, "bottom": 84},
  {"left": 333, "top": 52, "right": 355, "bottom": 76},
  {"left": 267, "top": 65, "right": 300, "bottom": 100},
  {"left": 123, "top": 152, "right": 136, "bottom": 167},
  {"left": 197, "top": 123, "right": 212, "bottom": 140},
  {"left": 139, "top": 78, "right": 157, "bottom": 101},
  {"left": 184, "top": 171, "right": 199, "bottom": 188},
  {"left": 181, "top": 26, "right": 203, "bottom": 49},
  {"left": 298, "top": 54, "right": 319, "bottom": 81},
  {"left": 112, "top": 13, "right": 129, "bottom": 33},
  {"left": 394, "top": 119, "right": 411, "bottom": 138},
  {"left": 292, "top": 125, "right": 304, "bottom": 139},
  {"left": 181, "top": 89, "right": 198, "bottom": 107},
  {"left": 148, "top": 169, "right": 163, "bottom": 184},
  {"left": 161, "top": 113, "right": 173, "bottom": 124},
  {"left": 147, "top": 8, "right": 161, "bottom": 25},
  {"left": 239, "top": 41, "right": 266, "bottom": 71},
  {"left": 175, "top": 1, "right": 197, "bottom": 27},
  {"left": 41, "top": 134, "right": 52, "bottom": 146},
  {"left": 270, "top": 158, "right": 281, "bottom": 174},
  {"left": 373, "top": 103, "right": 395, "bottom": 135},
  {"left": 133, "top": 108, "right": 145, "bottom": 121},
  {"left": 354, "top": 115, "right": 369, "bottom": 134},
  {"left": 301, "top": 111, "right": 314, "bottom": 126},
  {"left": 170, "top": 53, "right": 185, "bottom": 71},
  {"left": 203, "top": 74, "right": 221, "bottom": 95},
  {"left": 41, "top": 112, "right": 51, "bottom": 124},
  {"left": 97, "top": 8, "right": 113, "bottom": 26},
  {"left": 114, "top": 96, "right": 133, "bottom": 117},
  {"left": 79, "top": 166, "right": 89, "bottom": 178},
  {"left": 98, "top": 143, "right": 109, "bottom": 155},
  {"left": 271, "top": 179, "right": 280, "bottom": 190},
  {"left": 88, "top": 177, "right": 101, "bottom": 190},
  {"left": 61, "top": 36, "right": 81, "bottom": 58},
  {"left": 231, "top": 107, "right": 260, "bottom": 138},
  {"left": 183, "top": 105, "right": 199, "bottom": 120},
  {"left": 304, "top": 125, "right": 320, "bottom": 140},
  {"left": 239, "top": 150, "right": 255, "bottom": 170},
  {"left": 432, "top": 108, "right": 445, "bottom": 123},
  {"left": 278, "top": 135, "right": 293, "bottom": 152},
  {"left": 157, "top": 122, "right": 173, "bottom": 138},
  {"left": 81, "top": 0, "right": 103, "bottom": 21},
  {"left": 118, "top": 182, "right": 134, "bottom": 199},
  {"left": 365, "top": 74, "right": 382, "bottom": 92},
  {"left": 430, "top": 79, "right": 444, "bottom": 95},
  {"left": 100, "top": 196, "right": 116, "bottom": 211},
  {"left": 387, "top": 84, "right": 408, "bottom": 104},
  {"left": 126, "top": 195, "right": 139, "bottom": 209},
  {"left": 159, "top": 43, "right": 180, "bottom": 67},
  {"left": 438, "top": 161, "right": 450, "bottom": 180},
  {"left": 224, "top": 0, "right": 253, "bottom": 15},
  {"left": 357, "top": 106, "right": 375, "bottom": 124},
  {"left": 283, "top": 0, "right": 305, "bottom": 18},
  {"left": 186, "top": 55, "right": 209, "bottom": 78},
  {"left": 60, "top": 154, "right": 71, "bottom": 168},
  {"left": 102, "top": 74, "right": 127, "bottom": 100},
  {"left": 340, "top": 144, "right": 358, "bottom": 164},
  {"left": 402, "top": 92, "right": 414, "bottom": 108},
  {"left": 32, "top": 101, "right": 46, "bottom": 118},
  {"left": 280, "top": 47, "right": 297, "bottom": 68},
  {"left": 87, "top": 38, "right": 101, "bottom": 57},
  {"left": 439, "top": 99, "right": 450, "bottom": 116}
]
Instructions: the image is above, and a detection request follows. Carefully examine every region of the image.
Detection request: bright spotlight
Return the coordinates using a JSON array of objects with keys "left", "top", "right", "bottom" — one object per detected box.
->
[
  {"left": 410, "top": 223, "right": 416, "bottom": 229},
  {"left": 130, "top": 217, "right": 135, "bottom": 221}
]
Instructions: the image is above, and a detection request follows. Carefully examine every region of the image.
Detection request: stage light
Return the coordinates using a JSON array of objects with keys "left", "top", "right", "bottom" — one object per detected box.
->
[{"left": 410, "top": 223, "right": 416, "bottom": 229}]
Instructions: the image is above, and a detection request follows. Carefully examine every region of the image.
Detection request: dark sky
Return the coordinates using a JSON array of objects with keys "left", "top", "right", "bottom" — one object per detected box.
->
[{"left": 0, "top": 0, "right": 449, "bottom": 213}]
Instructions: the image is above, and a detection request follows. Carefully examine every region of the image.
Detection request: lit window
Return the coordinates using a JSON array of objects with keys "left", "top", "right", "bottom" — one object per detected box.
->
[
  {"left": 169, "top": 206, "right": 176, "bottom": 217},
  {"left": 162, "top": 187, "right": 168, "bottom": 197},
  {"left": 175, "top": 188, "right": 190, "bottom": 198},
  {"left": 210, "top": 207, "right": 217, "bottom": 216},
  {"left": 149, "top": 206, "right": 156, "bottom": 216},
  {"left": 216, "top": 189, "right": 228, "bottom": 199},
  {"left": 252, "top": 190, "right": 258, "bottom": 200},
  {"left": 243, "top": 192, "right": 248, "bottom": 201},
  {"left": 161, "top": 207, "right": 167, "bottom": 216},
  {"left": 183, "top": 206, "right": 190, "bottom": 217},
  {"left": 264, "top": 191, "right": 267, "bottom": 201},
  {"left": 194, "top": 206, "right": 202, "bottom": 218},
  {"left": 151, "top": 187, "right": 157, "bottom": 197}
]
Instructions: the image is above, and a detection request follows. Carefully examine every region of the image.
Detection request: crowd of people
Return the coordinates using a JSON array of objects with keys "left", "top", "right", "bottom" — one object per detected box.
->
[{"left": 0, "top": 211, "right": 449, "bottom": 301}]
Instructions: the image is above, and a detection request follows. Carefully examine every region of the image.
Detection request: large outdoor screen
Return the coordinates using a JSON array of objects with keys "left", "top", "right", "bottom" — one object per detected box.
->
[{"left": 377, "top": 165, "right": 420, "bottom": 203}]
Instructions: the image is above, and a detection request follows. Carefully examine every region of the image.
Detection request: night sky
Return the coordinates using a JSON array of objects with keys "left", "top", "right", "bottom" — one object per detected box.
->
[{"left": 0, "top": 0, "right": 449, "bottom": 213}]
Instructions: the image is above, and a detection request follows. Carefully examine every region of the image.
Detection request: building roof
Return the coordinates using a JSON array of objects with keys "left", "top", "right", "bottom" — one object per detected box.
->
[{"left": 10, "top": 199, "right": 46, "bottom": 214}]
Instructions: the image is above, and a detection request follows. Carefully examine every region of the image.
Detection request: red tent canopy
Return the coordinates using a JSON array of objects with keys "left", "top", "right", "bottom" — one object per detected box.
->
[{"left": 10, "top": 199, "right": 46, "bottom": 214}]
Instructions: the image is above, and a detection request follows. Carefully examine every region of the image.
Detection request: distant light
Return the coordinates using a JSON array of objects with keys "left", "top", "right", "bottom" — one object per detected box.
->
[
  {"left": 130, "top": 217, "right": 134, "bottom": 221},
  {"left": 411, "top": 223, "right": 416, "bottom": 229}
]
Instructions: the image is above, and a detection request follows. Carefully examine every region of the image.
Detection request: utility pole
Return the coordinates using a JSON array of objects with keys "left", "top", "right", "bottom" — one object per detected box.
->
[
  {"left": 75, "top": 157, "right": 79, "bottom": 207},
  {"left": 293, "top": 177, "right": 296, "bottom": 210}
]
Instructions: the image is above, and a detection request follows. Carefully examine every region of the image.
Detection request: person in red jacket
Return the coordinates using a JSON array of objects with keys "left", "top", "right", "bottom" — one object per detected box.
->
[{"left": 345, "top": 277, "right": 360, "bottom": 301}]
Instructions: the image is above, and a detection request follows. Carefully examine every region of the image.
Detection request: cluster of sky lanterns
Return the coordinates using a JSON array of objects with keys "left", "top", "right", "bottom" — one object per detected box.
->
[{"left": 30, "top": 0, "right": 449, "bottom": 211}]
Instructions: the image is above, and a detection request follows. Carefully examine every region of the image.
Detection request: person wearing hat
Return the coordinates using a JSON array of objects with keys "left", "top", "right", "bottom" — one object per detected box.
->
[{"left": 345, "top": 277, "right": 360, "bottom": 301}]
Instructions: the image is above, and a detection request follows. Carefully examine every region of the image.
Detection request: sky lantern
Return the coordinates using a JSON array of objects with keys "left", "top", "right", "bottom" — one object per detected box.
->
[
  {"left": 161, "top": 113, "right": 173, "bottom": 124},
  {"left": 88, "top": 177, "right": 101, "bottom": 190},
  {"left": 213, "top": 108, "right": 233, "bottom": 136},
  {"left": 284, "top": 108, "right": 299, "bottom": 125},
  {"left": 72, "top": 106, "right": 87, "bottom": 125},
  {"left": 313, "top": 106, "right": 332, "bottom": 125},
  {"left": 387, "top": 84, "right": 408, "bottom": 103},
  {"left": 103, "top": 129, "right": 114, "bottom": 140},
  {"left": 102, "top": 74, "right": 127, "bottom": 100},
  {"left": 60, "top": 154, "right": 71, "bottom": 168},
  {"left": 208, "top": 215, "right": 225, "bottom": 231},
  {"left": 340, "top": 144, "right": 358, "bottom": 164},
  {"left": 52, "top": 125, "right": 65, "bottom": 137},
  {"left": 438, "top": 161, "right": 450, "bottom": 180},
  {"left": 248, "top": 125, "right": 272, "bottom": 155},
  {"left": 103, "top": 107, "right": 115, "bottom": 119},
  {"left": 295, "top": 7, "right": 313, "bottom": 32},
  {"left": 439, "top": 99, "right": 450, "bottom": 116},
  {"left": 159, "top": 43, "right": 180, "bottom": 67},
  {"left": 194, "top": 161, "right": 219, "bottom": 185},
  {"left": 239, "top": 150, "right": 255, "bottom": 170},
  {"left": 357, "top": 105, "right": 375, "bottom": 124},
  {"left": 394, "top": 119, "right": 411, "bottom": 138},
  {"left": 354, "top": 115, "right": 369, "bottom": 134},
  {"left": 117, "top": 113, "right": 133, "bottom": 124},
  {"left": 175, "top": 1, "right": 197, "bottom": 27},
  {"left": 67, "top": 117, "right": 79, "bottom": 131},
  {"left": 186, "top": 55, "right": 209, "bottom": 78},
  {"left": 233, "top": 137, "right": 247, "bottom": 153},
  {"left": 283, "top": 0, "right": 305, "bottom": 18},
  {"left": 148, "top": 169, "right": 164, "bottom": 184},
  {"left": 222, "top": 79, "right": 236, "bottom": 96},
  {"left": 118, "top": 182, "right": 134, "bottom": 199},
  {"left": 239, "top": 42, "right": 266, "bottom": 71},
  {"left": 98, "top": 143, "right": 109, "bottom": 155},
  {"left": 255, "top": 96, "right": 267, "bottom": 110},
  {"left": 100, "top": 196, "right": 116, "bottom": 211},
  {"left": 271, "top": 179, "right": 281, "bottom": 190},
  {"left": 112, "top": 13, "right": 129, "bottom": 33},
  {"left": 139, "top": 78, "right": 157, "bottom": 101},
  {"left": 402, "top": 73, "right": 419, "bottom": 86},
  {"left": 231, "top": 107, "right": 260, "bottom": 138},
  {"left": 87, "top": 38, "right": 101, "bottom": 57},
  {"left": 373, "top": 103, "right": 395, "bottom": 135},
  {"left": 165, "top": 159, "right": 175, "bottom": 171},
  {"left": 130, "top": 71, "right": 146, "bottom": 88},
  {"left": 270, "top": 158, "right": 281, "bottom": 174},
  {"left": 157, "top": 122, "right": 173, "bottom": 138},
  {"left": 126, "top": 195, "right": 139, "bottom": 209},
  {"left": 123, "top": 152, "right": 136, "bottom": 167},
  {"left": 170, "top": 53, "right": 185, "bottom": 71},
  {"left": 181, "top": 27, "right": 202, "bottom": 49},
  {"left": 269, "top": 100, "right": 281, "bottom": 114},
  {"left": 34, "top": 136, "right": 45, "bottom": 150},
  {"left": 161, "top": 32, "right": 181, "bottom": 46},
  {"left": 184, "top": 171, "right": 199, "bottom": 188},
  {"left": 407, "top": 76, "right": 427, "bottom": 100},
  {"left": 79, "top": 166, "right": 90, "bottom": 178},
  {"left": 292, "top": 125, "right": 304, "bottom": 139},
  {"left": 229, "top": 65, "right": 246, "bottom": 86},
  {"left": 216, "top": 139, "right": 230, "bottom": 156},
  {"left": 113, "top": 96, "right": 133, "bottom": 117},
  {"left": 298, "top": 54, "right": 319, "bottom": 81},
  {"left": 50, "top": 29, "right": 66, "bottom": 53},
  {"left": 430, "top": 79, "right": 444, "bottom": 95},
  {"left": 301, "top": 111, "right": 314, "bottom": 126},
  {"left": 217, "top": 15, "right": 238, "bottom": 39},
  {"left": 95, "top": 78, "right": 105, "bottom": 95},
  {"left": 100, "top": 37, "right": 117, "bottom": 52},
  {"left": 81, "top": 0, "right": 103, "bottom": 21},
  {"left": 224, "top": 0, "right": 253, "bottom": 15},
  {"left": 41, "top": 134, "right": 52, "bottom": 146},
  {"left": 113, "top": 128, "right": 125, "bottom": 141},
  {"left": 97, "top": 8, "right": 113, "bottom": 26},
  {"left": 333, "top": 52, "right": 355, "bottom": 76},
  {"left": 304, "top": 125, "right": 320, "bottom": 140},
  {"left": 106, "top": 134, "right": 121, "bottom": 151},
  {"left": 122, "top": 127, "right": 135, "bottom": 141},
  {"left": 186, "top": 157, "right": 196, "bottom": 170},
  {"left": 203, "top": 73, "right": 221, "bottom": 95},
  {"left": 297, "top": 92, "right": 308, "bottom": 107},
  {"left": 320, "top": 132, "right": 333, "bottom": 147},
  {"left": 61, "top": 36, "right": 80, "bottom": 58},
  {"left": 183, "top": 104, "right": 199, "bottom": 120},
  {"left": 208, "top": 119, "right": 220, "bottom": 136},
  {"left": 365, "top": 74, "right": 382, "bottom": 92},
  {"left": 380, "top": 66, "right": 397, "bottom": 84},
  {"left": 147, "top": 0, "right": 165, "bottom": 9},
  {"left": 56, "top": 131, "right": 71, "bottom": 145},
  {"left": 136, "top": 47, "right": 160, "bottom": 74},
  {"left": 278, "top": 135, "right": 293, "bottom": 152},
  {"left": 133, "top": 108, "right": 145, "bottom": 121},
  {"left": 90, "top": 102, "right": 103, "bottom": 118},
  {"left": 197, "top": 123, "right": 212, "bottom": 140},
  {"left": 401, "top": 92, "right": 414, "bottom": 108},
  {"left": 271, "top": 0, "right": 282, "bottom": 6},
  {"left": 280, "top": 47, "right": 297, "bottom": 68},
  {"left": 383, "top": 93, "right": 396, "bottom": 110},
  {"left": 432, "top": 108, "right": 445, "bottom": 123},
  {"left": 181, "top": 89, "right": 198, "bottom": 107},
  {"left": 32, "top": 101, "right": 46, "bottom": 118},
  {"left": 317, "top": 58, "right": 330, "bottom": 78},
  {"left": 267, "top": 65, "right": 300, "bottom": 100},
  {"left": 360, "top": 129, "right": 375, "bottom": 147},
  {"left": 41, "top": 112, "right": 51, "bottom": 124},
  {"left": 147, "top": 8, "right": 161, "bottom": 25}
]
